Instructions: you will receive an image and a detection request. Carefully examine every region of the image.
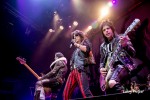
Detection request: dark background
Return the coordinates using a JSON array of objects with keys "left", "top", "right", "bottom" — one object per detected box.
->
[{"left": 0, "top": 0, "right": 150, "bottom": 100}]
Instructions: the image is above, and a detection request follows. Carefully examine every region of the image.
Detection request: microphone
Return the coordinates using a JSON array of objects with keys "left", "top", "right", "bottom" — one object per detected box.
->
[
  {"left": 70, "top": 44, "right": 73, "bottom": 48},
  {"left": 70, "top": 39, "right": 75, "bottom": 48}
]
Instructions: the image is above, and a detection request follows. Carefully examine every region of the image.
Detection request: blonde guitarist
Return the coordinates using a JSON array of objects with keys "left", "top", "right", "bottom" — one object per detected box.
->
[
  {"left": 16, "top": 52, "right": 68, "bottom": 100},
  {"left": 99, "top": 19, "right": 140, "bottom": 94}
]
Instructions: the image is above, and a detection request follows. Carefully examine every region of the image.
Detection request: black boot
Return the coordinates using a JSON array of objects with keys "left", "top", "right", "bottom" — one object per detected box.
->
[
  {"left": 112, "top": 84, "right": 124, "bottom": 94},
  {"left": 34, "top": 91, "right": 41, "bottom": 100}
]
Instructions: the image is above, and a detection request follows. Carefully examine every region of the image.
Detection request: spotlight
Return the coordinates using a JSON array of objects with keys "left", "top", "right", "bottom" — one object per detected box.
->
[
  {"left": 100, "top": 6, "right": 109, "bottom": 18},
  {"left": 59, "top": 26, "right": 64, "bottom": 30},
  {"left": 108, "top": 1, "right": 113, "bottom": 7},
  {"left": 73, "top": 21, "right": 78, "bottom": 26},
  {"left": 88, "top": 26, "right": 92, "bottom": 30},
  {"left": 112, "top": 0, "right": 117, "bottom": 4},
  {"left": 69, "top": 25, "right": 72, "bottom": 28},
  {"left": 49, "top": 29, "right": 55, "bottom": 32}
]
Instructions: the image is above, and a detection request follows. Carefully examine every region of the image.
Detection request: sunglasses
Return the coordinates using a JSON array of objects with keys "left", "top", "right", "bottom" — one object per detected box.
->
[{"left": 73, "top": 34, "right": 79, "bottom": 39}]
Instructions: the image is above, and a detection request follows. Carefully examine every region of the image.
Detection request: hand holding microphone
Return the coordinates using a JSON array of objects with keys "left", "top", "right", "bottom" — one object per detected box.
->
[
  {"left": 70, "top": 39, "right": 75, "bottom": 48},
  {"left": 70, "top": 39, "right": 81, "bottom": 49}
]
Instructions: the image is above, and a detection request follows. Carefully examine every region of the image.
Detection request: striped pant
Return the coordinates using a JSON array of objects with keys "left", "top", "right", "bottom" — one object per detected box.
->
[{"left": 63, "top": 68, "right": 93, "bottom": 100}]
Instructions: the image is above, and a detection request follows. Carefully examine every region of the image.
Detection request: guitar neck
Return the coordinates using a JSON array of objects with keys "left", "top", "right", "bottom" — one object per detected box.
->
[
  {"left": 108, "top": 19, "right": 139, "bottom": 68},
  {"left": 23, "top": 63, "right": 40, "bottom": 79}
]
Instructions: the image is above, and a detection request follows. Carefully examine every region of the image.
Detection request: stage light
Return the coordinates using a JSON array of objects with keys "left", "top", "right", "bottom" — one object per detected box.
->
[
  {"left": 108, "top": 1, "right": 113, "bottom": 7},
  {"left": 69, "top": 25, "right": 72, "bottom": 28},
  {"left": 88, "top": 26, "right": 92, "bottom": 30},
  {"left": 73, "top": 21, "right": 78, "bottom": 26},
  {"left": 100, "top": 6, "right": 109, "bottom": 18},
  {"left": 59, "top": 26, "right": 64, "bottom": 30},
  {"left": 112, "top": 0, "right": 117, "bottom": 4},
  {"left": 49, "top": 29, "right": 53, "bottom": 32},
  {"left": 49, "top": 29, "right": 55, "bottom": 32}
]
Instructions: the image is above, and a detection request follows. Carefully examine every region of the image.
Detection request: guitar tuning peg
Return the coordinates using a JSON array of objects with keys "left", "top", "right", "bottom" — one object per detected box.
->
[{"left": 23, "top": 57, "right": 25, "bottom": 60}]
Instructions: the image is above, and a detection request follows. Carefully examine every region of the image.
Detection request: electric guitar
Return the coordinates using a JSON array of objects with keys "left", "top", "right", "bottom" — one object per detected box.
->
[
  {"left": 100, "top": 18, "right": 141, "bottom": 92},
  {"left": 16, "top": 56, "right": 40, "bottom": 79},
  {"left": 16, "top": 56, "right": 53, "bottom": 95}
]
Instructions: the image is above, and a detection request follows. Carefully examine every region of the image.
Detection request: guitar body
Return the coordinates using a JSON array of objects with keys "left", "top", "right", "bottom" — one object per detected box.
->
[
  {"left": 100, "top": 56, "right": 111, "bottom": 92},
  {"left": 100, "top": 63, "right": 114, "bottom": 92},
  {"left": 100, "top": 74, "right": 106, "bottom": 92}
]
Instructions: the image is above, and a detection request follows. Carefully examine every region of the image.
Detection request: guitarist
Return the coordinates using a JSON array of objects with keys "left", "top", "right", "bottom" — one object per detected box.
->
[
  {"left": 34, "top": 52, "right": 68, "bottom": 100},
  {"left": 99, "top": 19, "right": 136, "bottom": 94}
]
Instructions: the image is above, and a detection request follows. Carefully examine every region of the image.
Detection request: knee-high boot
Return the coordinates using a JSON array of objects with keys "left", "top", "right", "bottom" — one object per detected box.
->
[{"left": 112, "top": 84, "right": 124, "bottom": 93}]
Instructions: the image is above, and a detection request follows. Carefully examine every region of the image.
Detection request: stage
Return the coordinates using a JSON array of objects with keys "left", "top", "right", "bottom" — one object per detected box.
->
[{"left": 71, "top": 90, "right": 150, "bottom": 100}]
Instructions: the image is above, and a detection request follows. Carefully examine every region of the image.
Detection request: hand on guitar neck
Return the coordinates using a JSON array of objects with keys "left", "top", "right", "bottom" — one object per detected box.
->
[{"left": 16, "top": 56, "right": 40, "bottom": 80}]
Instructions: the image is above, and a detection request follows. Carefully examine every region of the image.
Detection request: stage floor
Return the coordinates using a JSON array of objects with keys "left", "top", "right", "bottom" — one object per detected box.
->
[{"left": 71, "top": 90, "right": 150, "bottom": 100}]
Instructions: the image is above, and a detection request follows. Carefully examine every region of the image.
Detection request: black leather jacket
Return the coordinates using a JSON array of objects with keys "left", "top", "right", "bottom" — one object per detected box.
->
[
  {"left": 40, "top": 60, "right": 68, "bottom": 83},
  {"left": 99, "top": 36, "right": 136, "bottom": 71},
  {"left": 70, "top": 39, "right": 92, "bottom": 73}
]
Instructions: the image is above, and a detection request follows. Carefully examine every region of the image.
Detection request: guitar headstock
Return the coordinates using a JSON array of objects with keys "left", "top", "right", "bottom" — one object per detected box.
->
[
  {"left": 16, "top": 56, "right": 26, "bottom": 65},
  {"left": 125, "top": 18, "right": 141, "bottom": 35}
]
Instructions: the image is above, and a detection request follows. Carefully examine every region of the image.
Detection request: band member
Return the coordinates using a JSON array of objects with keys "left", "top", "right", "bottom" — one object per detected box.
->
[
  {"left": 99, "top": 19, "right": 136, "bottom": 94},
  {"left": 34, "top": 52, "right": 68, "bottom": 100},
  {"left": 63, "top": 30, "right": 95, "bottom": 100}
]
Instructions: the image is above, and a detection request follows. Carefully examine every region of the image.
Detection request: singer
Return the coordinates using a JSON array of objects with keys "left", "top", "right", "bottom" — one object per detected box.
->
[{"left": 63, "top": 30, "right": 95, "bottom": 100}]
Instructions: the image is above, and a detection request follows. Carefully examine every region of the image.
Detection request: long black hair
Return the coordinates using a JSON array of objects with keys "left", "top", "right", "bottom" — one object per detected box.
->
[{"left": 99, "top": 19, "right": 117, "bottom": 43}]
